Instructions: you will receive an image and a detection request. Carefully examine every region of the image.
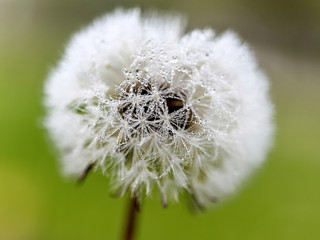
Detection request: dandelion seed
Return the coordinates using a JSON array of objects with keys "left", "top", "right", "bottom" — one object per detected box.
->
[{"left": 44, "top": 8, "right": 274, "bottom": 210}]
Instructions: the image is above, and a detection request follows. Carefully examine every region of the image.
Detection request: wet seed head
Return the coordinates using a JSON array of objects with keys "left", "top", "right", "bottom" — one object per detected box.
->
[{"left": 116, "top": 78, "right": 197, "bottom": 142}]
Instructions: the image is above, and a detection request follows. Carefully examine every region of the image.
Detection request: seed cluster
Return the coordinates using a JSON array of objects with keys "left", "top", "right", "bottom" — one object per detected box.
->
[
  {"left": 44, "top": 9, "right": 273, "bottom": 205},
  {"left": 115, "top": 77, "right": 197, "bottom": 143}
]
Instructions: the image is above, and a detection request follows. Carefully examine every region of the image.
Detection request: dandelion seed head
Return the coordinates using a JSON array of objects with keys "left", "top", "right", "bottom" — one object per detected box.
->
[{"left": 44, "top": 8, "right": 274, "bottom": 206}]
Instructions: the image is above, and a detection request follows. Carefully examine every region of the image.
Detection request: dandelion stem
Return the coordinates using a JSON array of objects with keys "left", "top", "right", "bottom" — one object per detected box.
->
[{"left": 123, "top": 196, "right": 140, "bottom": 240}]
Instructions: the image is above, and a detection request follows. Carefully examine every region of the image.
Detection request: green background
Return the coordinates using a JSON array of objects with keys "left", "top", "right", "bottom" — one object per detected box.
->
[{"left": 1, "top": 0, "right": 320, "bottom": 239}]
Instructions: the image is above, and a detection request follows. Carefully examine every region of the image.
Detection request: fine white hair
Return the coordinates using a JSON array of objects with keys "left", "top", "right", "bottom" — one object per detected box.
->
[{"left": 44, "top": 8, "right": 274, "bottom": 207}]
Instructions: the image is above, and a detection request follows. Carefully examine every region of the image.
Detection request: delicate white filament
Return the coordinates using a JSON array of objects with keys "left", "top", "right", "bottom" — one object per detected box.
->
[{"left": 44, "top": 8, "right": 273, "bottom": 206}]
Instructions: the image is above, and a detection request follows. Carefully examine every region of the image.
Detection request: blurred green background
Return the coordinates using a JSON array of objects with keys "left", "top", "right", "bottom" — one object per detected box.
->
[{"left": 1, "top": 0, "right": 320, "bottom": 239}]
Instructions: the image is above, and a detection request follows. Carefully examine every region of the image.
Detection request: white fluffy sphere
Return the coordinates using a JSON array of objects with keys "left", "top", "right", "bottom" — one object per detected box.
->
[{"left": 44, "top": 9, "right": 273, "bottom": 207}]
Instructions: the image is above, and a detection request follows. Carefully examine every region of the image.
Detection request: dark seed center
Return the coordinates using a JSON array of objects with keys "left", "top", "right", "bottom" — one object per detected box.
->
[{"left": 118, "top": 81, "right": 195, "bottom": 132}]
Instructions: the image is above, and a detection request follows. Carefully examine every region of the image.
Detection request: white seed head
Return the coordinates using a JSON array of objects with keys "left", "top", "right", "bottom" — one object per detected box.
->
[{"left": 44, "top": 8, "right": 274, "bottom": 206}]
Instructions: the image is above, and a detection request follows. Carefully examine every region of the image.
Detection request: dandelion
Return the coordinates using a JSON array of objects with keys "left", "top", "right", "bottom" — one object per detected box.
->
[{"left": 44, "top": 8, "right": 273, "bottom": 239}]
